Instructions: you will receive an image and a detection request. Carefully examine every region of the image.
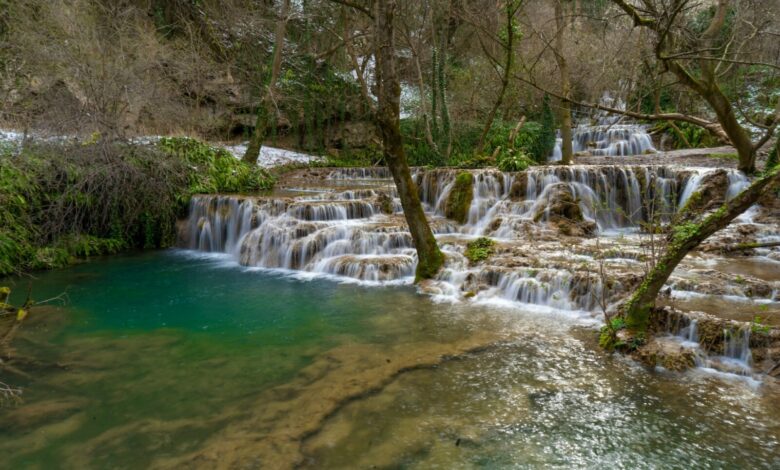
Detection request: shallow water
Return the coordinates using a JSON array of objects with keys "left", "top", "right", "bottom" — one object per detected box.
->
[{"left": 2, "top": 251, "right": 779, "bottom": 468}]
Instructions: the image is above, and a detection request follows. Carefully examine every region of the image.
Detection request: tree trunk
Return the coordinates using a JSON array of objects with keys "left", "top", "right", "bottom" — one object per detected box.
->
[
  {"left": 477, "top": 2, "right": 515, "bottom": 152},
  {"left": 554, "top": 0, "right": 573, "bottom": 165},
  {"left": 701, "top": 87, "right": 756, "bottom": 173},
  {"left": 438, "top": 35, "right": 453, "bottom": 160},
  {"left": 242, "top": 0, "right": 291, "bottom": 165},
  {"left": 624, "top": 168, "right": 780, "bottom": 332},
  {"left": 375, "top": 0, "right": 445, "bottom": 282},
  {"left": 411, "top": 44, "right": 438, "bottom": 153}
]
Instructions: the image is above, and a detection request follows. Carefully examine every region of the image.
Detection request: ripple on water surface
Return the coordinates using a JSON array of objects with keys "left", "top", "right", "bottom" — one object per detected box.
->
[{"left": 1, "top": 251, "right": 778, "bottom": 468}]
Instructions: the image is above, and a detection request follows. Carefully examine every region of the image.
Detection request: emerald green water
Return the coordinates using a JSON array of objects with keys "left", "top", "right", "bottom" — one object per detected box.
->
[{"left": 1, "top": 251, "right": 779, "bottom": 469}]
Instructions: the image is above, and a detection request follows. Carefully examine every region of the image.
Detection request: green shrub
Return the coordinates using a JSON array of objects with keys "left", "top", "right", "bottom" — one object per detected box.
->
[
  {"left": 157, "top": 137, "right": 274, "bottom": 194},
  {"left": 0, "top": 137, "right": 275, "bottom": 276},
  {"left": 766, "top": 138, "right": 779, "bottom": 172},
  {"left": 485, "top": 120, "right": 554, "bottom": 164},
  {"left": 654, "top": 121, "right": 719, "bottom": 149},
  {"left": 497, "top": 149, "right": 534, "bottom": 172}
]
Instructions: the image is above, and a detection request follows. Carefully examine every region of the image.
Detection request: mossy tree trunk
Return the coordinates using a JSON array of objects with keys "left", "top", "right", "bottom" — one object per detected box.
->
[
  {"left": 624, "top": 168, "right": 780, "bottom": 332},
  {"left": 375, "top": 0, "right": 445, "bottom": 281},
  {"left": 477, "top": 0, "right": 519, "bottom": 153},
  {"left": 554, "top": 0, "right": 573, "bottom": 165},
  {"left": 242, "top": 0, "right": 291, "bottom": 166}
]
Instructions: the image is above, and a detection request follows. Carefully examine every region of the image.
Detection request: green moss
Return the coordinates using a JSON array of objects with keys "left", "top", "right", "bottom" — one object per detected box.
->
[
  {"left": 751, "top": 316, "right": 771, "bottom": 335},
  {"left": 414, "top": 247, "right": 445, "bottom": 283},
  {"left": 464, "top": 237, "right": 495, "bottom": 264},
  {"left": 445, "top": 172, "right": 474, "bottom": 224}
]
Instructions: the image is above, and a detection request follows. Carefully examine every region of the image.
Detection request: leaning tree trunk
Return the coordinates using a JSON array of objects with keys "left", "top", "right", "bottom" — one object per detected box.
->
[
  {"left": 375, "top": 0, "right": 445, "bottom": 281},
  {"left": 702, "top": 87, "right": 757, "bottom": 173},
  {"left": 242, "top": 0, "right": 291, "bottom": 165},
  {"left": 624, "top": 168, "right": 780, "bottom": 332}
]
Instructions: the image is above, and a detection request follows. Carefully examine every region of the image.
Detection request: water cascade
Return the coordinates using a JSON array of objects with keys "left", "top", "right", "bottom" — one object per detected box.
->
[
  {"left": 549, "top": 94, "right": 656, "bottom": 160},
  {"left": 182, "top": 166, "right": 752, "bottom": 305}
]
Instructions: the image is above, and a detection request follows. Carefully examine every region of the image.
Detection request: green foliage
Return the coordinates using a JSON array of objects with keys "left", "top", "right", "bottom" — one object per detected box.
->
[
  {"left": 751, "top": 316, "right": 771, "bottom": 335},
  {"left": 497, "top": 149, "right": 534, "bottom": 172},
  {"left": 401, "top": 119, "right": 483, "bottom": 166},
  {"left": 399, "top": 116, "right": 552, "bottom": 167},
  {"left": 654, "top": 121, "right": 719, "bottom": 149},
  {"left": 158, "top": 137, "right": 274, "bottom": 194},
  {"left": 1, "top": 137, "right": 274, "bottom": 276},
  {"left": 454, "top": 154, "right": 495, "bottom": 169},
  {"left": 320, "top": 147, "right": 383, "bottom": 167},
  {"left": 672, "top": 222, "right": 700, "bottom": 243},
  {"left": 610, "top": 317, "right": 626, "bottom": 330},
  {"left": 538, "top": 94, "right": 557, "bottom": 161},
  {"left": 277, "top": 58, "right": 364, "bottom": 152},
  {"left": 766, "top": 138, "right": 779, "bottom": 173},
  {"left": 599, "top": 316, "right": 627, "bottom": 351},
  {"left": 599, "top": 326, "right": 619, "bottom": 350},
  {"left": 464, "top": 237, "right": 495, "bottom": 264}
]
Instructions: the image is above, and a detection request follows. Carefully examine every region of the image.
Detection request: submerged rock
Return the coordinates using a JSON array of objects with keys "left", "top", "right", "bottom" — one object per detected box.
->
[{"left": 633, "top": 337, "right": 697, "bottom": 372}]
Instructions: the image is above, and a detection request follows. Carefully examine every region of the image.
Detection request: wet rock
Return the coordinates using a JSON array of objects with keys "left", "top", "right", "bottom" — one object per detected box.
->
[
  {"left": 677, "top": 169, "right": 729, "bottom": 219},
  {"left": 533, "top": 183, "right": 596, "bottom": 237},
  {"left": 633, "top": 337, "right": 697, "bottom": 372},
  {"left": 376, "top": 192, "right": 394, "bottom": 215},
  {"left": 508, "top": 172, "right": 529, "bottom": 200}
]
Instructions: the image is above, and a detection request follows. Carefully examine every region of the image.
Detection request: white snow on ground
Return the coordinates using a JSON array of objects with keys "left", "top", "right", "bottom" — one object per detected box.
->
[
  {"left": 221, "top": 142, "right": 322, "bottom": 168},
  {"left": 0, "top": 129, "right": 23, "bottom": 142},
  {"left": 0, "top": 129, "right": 322, "bottom": 168}
]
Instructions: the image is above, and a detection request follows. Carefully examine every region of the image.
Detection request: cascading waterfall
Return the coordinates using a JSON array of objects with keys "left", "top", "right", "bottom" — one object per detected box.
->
[
  {"left": 549, "top": 94, "right": 656, "bottom": 160},
  {"left": 720, "top": 327, "right": 753, "bottom": 373},
  {"left": 671, "top": 319, "right": 757, "bottom": 376},
  {"left": 182, "top": 165, "right": 752, "bottom": 309}
]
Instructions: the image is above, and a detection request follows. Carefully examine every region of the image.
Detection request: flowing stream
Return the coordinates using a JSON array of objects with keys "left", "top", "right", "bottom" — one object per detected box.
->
[
  {"left": 1, "top": 252, "right": 779, "bottom": 468},
  {"left": 2, "top": 164, "right": 778, "bottom": 468}
]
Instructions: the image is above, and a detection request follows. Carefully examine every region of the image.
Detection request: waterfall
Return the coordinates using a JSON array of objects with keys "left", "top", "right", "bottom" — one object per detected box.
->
[
  {"left": 549, "top": 94, "right": 656, "bottom": 160},
  {"left": 182, "top": 165, "right": 752, "bottom": 303},
  {"left": 721, "top": 327, "right": 753, "bottom": 372}
]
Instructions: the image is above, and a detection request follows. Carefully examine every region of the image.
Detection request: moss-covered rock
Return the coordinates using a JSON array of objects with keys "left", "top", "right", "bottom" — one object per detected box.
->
[
  {"left": 676, "top": 170, "right": 729, "bottom": 222},
  {"left": 376, "top": 191, "right": 394, "bottom": 215},
  {"left": 444, "top": 172, "right": 474, "bottom": 224},
  {"left": 633, "top": 337, "right": 697, "bottom": 372},
  {"left": 533, "top": 183, "right": 596, "bottom": 237},
  {"left": 464, "top": 237, "right": 495, "bottom": 264}
]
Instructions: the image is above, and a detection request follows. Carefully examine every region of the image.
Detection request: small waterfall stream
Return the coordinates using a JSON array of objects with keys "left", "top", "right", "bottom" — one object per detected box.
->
[
  {"left": 550, "top": 124, "right": 656, "bottom": 160},
  {"left": 549, "top": 95, "right": 656, "bottom": 160}
]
